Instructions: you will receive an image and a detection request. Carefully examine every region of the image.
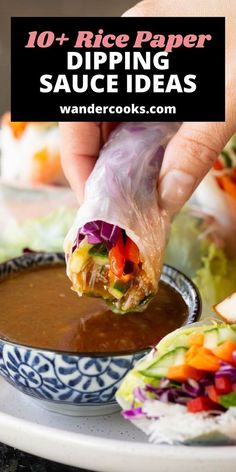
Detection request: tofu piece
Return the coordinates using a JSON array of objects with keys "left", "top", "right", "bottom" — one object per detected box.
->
[{"left": 214, "top": 293, "right": 236, "bottom": 323}]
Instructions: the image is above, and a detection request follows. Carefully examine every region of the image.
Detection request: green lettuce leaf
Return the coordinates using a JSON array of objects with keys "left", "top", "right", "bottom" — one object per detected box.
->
[
  {"left": 220, "top": 392, "right": 236, "bottom": 408},
  {"left": 165, "top": 208, "right": 210, "bottom": 279},
  {"left": 165, "top": 207, "right": 236, "bottom": 314},
  {"left": 193, "top": 244, "right": 236, "bottom": 309},
  {"left": 0, "top": 207, "right": 75, "bottom": 263},
  {"left": 116, "top": 323, "right": 236, "bottom": 408}
]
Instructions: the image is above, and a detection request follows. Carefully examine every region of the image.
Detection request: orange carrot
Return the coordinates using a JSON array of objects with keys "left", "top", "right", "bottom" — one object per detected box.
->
[
  {"left": 2, "top": 112, "right": 28, "bottom": 139},
  {"left": 217, "top": 175, "right": 236, "bottom": 200},
  {"left": 188, "top": 333, "right": 204, "bottom": 347},
  {"left": 212, "top": 340, "right": 236, "bottom": 364},
  {"left": 167, "top": 365, "right": 204, "bottom": 382},
  {"left": 185, "top": 345, "right": 198, "bottom": 359},
  {"left": 186, "top": 346, "right": 220, "bottom": 372},
  {"left": 206, "top": 385, "right": 219, "bottom": 403},
  {"left": 213, "top": 159, "right": 223, "bottom": 171},
  {"left": 31, "top": 148, "right": 61, "bottom": 184},
  {"left": 10, "top": 122, "right": 28, "bottom": 139},
  {"left": 232, "top": 168, "right": 236, "bottom": 184},
  {"left": 216, "top": 176, "right": 224, "bottom": 190}
]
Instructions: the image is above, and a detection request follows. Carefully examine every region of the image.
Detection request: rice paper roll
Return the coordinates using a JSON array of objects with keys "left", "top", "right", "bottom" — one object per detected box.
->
[
  {"left": 194, "top": 173, "right": 236, "bottom": 257},
  {"left": 193, "top": 134, "right": 236, "bottom": 257},
  {"left": 0, "top": 114, "right": 66, "bottom": 186},
  {"left": 116, "top": 322, "right": 236, "bottom": 445},
  {"left": 64, "top": 122, "right": 179, "bottom": 313}
]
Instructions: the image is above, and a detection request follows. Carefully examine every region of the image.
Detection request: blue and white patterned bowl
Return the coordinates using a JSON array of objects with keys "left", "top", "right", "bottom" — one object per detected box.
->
[{"left": 0, "top": 253, "right": 201, "bottom": 416}]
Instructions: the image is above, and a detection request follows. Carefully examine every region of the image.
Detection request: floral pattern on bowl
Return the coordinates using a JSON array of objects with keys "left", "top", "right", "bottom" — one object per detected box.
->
[
  {"left": 0, "top": 343, "right": 142, "bottom": 408},
  {"left": 0, "top": 252, "right": 201, "bottom": 416}
]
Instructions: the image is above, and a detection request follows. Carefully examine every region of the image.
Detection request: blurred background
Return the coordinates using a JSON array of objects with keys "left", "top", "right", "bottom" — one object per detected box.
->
[
  {"left": 0, "top": 0, "right": 236, "bottom": 314},
  {"left": 0, "top": 0, "right": 136, "bottom": 114}
]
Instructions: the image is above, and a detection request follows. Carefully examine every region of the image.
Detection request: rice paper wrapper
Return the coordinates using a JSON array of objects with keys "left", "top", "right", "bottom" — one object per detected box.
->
[
  {"left": 120, "top": 403, "right": 236, "bottom": 446},
  {"left": 116, "top": 323, "right": 236, "bottom": 445},
  {"left": 116, "top": 359, "right": 236, "bottom": 446},
  {"left": 64, "top": 122, "right": 179, "bottom": 290}
]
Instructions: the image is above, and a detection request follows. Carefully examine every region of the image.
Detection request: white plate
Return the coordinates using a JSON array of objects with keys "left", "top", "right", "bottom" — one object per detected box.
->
[{"left": 0, "top": 378, "right": 236, "bottom": 472}]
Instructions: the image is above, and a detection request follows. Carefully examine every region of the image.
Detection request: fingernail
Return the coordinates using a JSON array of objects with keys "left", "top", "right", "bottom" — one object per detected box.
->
[{"left": 159, "top": 170, "right": 197, "bottom": 215}]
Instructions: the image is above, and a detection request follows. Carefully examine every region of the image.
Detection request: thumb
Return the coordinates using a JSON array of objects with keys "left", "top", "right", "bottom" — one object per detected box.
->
[{"left": 159, "top": 120, "right": 235, "bottom": 217}]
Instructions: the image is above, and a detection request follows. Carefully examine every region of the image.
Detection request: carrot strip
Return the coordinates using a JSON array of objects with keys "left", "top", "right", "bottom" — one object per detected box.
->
[
  {"left": 206, "top": 385, "right": 219, "bottom": 403},
  {"left": 186, "top": 346, "right": 220, "bottom": 372},
  {"left": 217, "top": 175, "right": 236, "bottom": 200},
  {"left": 188, "top": 333, "right": 204, "bottom": 347},
  {"left": 167, "top": 365, "right": 204, "bottom": 382},
  {"left": 213, "top": 340, "right": 236, "bottom": 364},
  {"left": 2, "top": 112, "right": 28, "bottom": 139}
]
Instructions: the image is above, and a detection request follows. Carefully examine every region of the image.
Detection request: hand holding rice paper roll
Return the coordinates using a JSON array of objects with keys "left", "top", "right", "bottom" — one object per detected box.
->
[
  {"left": 64, "top": 122, "right": 179, "bottom": 313},
  {"left": 116, "top": 314, "right": 236, "bottom": 445}
]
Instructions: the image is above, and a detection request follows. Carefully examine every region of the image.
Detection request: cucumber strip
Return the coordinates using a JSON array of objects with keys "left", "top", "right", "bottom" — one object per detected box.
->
[
  {"left": 93, "top": 255, "right": 109, "bottom": 265},
  {"left": 89, "top": 243, "right": 108, "bottom": 257},
  {"left": 108, "top": 286, "right": 124, "bottom": 300},
  {"left": 113, "top": 280, "right": 131, "bottom": 293},
  {"left": 140, "top": 347, "right": 187, "bottom": 378},
  {"left": 221, "top": 150, "right": 232, "bottom": 168},
  {"left": 203, "top": 329, "right": 219, "bottom": 349}
]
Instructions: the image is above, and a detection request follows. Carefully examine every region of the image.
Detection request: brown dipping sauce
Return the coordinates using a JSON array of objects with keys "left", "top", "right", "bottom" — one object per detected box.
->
[{"left": 0, "top": 265, "right": 188, "bottom": 353}]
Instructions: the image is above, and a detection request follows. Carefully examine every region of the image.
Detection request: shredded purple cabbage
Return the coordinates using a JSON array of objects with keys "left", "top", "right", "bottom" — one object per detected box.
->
[
  {"left": 215, "top": 365, "right": 236, "bottom": 383},
  {"left": 122, "top": 362, "right": 236, "bottom": 422},
  {"left": 74, "top": 220, "right": 121, "bottom": 251},
  {"left": 159, "top": 378, "right": 170, "bottom": 388},
  {"left": 133, "top": 387, "right": 148, "bottom": 402},
  {"left": 182, "top": 379, "right": 203, "bottom": 397},
  {"left": 144, "top": 381, "right": 199, "bottom": 405},
  {"left": 123, "top": 371, "right": 231, "bottom": 420},
  {"left": 122, "top": 407, "right": 144, "bottom": 419}
]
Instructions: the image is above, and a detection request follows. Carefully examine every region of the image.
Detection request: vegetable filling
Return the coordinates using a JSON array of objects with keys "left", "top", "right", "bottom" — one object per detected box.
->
[
  {"left": 120, "top": 323, "right": 236, "bottom": 419},
  {"left": 68, "top": 220, "right": 154, "bottom": 313}
]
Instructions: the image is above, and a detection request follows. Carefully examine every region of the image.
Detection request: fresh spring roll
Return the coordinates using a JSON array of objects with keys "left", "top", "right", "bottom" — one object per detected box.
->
[
  {"left": 64, "top": 122, "right": 179, "bottom": 313},
  {"left": 0, "top": 114, "right": 66, "bottom": 186},
  {"left": 193, "top": 133, "right": 236, "bottom": 257},
  {"left": 116, "top": 321, "right": 236, "bottom": 445}
]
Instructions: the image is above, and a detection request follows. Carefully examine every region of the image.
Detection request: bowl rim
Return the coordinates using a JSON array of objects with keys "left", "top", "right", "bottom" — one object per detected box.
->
[{"left": 0, "top": 252, "right": 201, "bottom": 358}]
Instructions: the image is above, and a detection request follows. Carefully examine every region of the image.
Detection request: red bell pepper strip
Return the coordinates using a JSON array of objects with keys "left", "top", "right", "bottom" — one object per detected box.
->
[
  {"left": 215, "top": 376, "right": 233, "bottom": 395},
  {"left": 125, "top": 237, "right": 140, "bottom": 264},
  {"left": 213, "top": 159, "right": 224, "bottom": 171},
  {"left": 109, "top": 231, "right": 125, "bottom": 278},
  {"left": 187, "top": 396, "right": 217, "bottom": 413},
  {"left": 217, "top": 175, "right": 236, "bottom": 200},
  {"left": 232, "top": 168, "right": 236, "bottom": 184},
  {"left": 206, "top": 385, "right": 219, "bottom": 404}
]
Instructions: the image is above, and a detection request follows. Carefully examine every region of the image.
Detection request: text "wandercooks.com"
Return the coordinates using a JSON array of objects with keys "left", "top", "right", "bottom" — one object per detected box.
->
[{"left": 59, "top": 103, "right": 177, "bottom": 116}]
